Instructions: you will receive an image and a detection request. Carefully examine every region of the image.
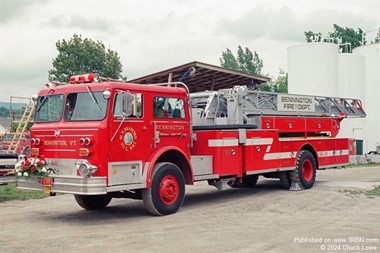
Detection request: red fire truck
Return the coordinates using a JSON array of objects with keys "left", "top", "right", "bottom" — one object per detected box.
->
[{"left": 17, "top": 73, "right": 365, "bottom": 215}]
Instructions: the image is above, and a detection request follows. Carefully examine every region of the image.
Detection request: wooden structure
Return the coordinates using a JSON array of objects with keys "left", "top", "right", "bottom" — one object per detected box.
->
[{"left": 129, "top": 61, "right": 270, "bottom": 92}]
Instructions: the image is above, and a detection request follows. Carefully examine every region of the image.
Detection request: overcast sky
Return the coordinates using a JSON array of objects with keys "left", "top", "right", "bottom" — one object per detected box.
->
[{"left": 0, "top": 0, "right": 379, "bottom": 102}]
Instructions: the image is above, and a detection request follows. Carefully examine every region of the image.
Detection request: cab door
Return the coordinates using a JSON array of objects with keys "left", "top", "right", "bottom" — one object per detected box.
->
[
  {"left": 108, "top": 91, "right": 152, "bottom": 186},
  {"left": 109, "top": 91, "right": 151, "bottom": 161}
]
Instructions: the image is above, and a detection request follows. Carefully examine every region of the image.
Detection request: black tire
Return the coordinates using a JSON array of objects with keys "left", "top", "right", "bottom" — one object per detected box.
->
[
  {"left": 290, "top": 150, "right": 317, "bottom": 189},
  {"left": 142, "top": 162, "right": 185, "bottom": 216},
  {"left": 74, "top": 194, "right": 112, "bottom": 210},
  {"left": 278, "top": 171, "right": 291, "bottom": 189},
  {"left": 242, "top": 175, "right": 259, "bottom": 187}
]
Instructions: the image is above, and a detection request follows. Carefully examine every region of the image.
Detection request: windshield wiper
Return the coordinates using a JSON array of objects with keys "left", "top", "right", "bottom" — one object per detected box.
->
[
  {"left": 36, "top": 89, "right": 53, "bottom": 112},
  {"left": 85, "top": 86, "right": 102, "bottom": 111}
]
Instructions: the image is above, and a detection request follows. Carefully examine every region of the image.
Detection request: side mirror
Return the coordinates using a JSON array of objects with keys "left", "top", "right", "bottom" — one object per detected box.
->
[{"left": 122, "top": 92, "right": 133, "bottom": 117}]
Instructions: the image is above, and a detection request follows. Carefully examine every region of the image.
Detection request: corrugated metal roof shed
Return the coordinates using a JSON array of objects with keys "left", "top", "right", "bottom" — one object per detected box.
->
[{"left": 129, "top": 61, "right": 270, "bottom": 92}]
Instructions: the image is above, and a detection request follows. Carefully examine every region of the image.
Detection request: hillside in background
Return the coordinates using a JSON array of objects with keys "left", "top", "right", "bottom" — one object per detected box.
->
[
  {"left": 0, "top": 102, "right": 27, "bottom": 118},
  {"left": 0, "top": 102, "right": 27, "bottom": 110},
  {"left": 0, "top": 102, "right": 10, "bottom": 109}
]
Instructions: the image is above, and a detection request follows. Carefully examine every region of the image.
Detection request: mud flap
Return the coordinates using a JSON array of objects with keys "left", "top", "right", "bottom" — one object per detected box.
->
[
  {"left": 289, "top": 170, "right": 304, "bottom": 191},
  {"left": 289, "top": 182, "right": 303, "bottom": 191}
]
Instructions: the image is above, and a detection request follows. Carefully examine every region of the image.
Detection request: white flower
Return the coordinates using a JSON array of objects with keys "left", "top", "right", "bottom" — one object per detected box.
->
[
  {"left": 41, "top": 167, "right": 47, "bottom": 173},
  {"left": 23, "top": 172, "right": 29, "bottom": 177},
  {"left": 41, "top": 160, "right": 46, "bottom": 165},
  {"left": 17, "top": 172, "right": 22, "bottom": 177},
  {"left": 15, "top": 162, "right": 21, "bottom": 168}
]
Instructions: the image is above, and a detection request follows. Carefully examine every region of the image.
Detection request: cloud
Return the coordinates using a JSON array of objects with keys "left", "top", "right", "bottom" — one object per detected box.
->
[
  {"left": 214, "top": 5, "right": 378, "bottom": 43},
  {"left": 0, "top": 0, "right": 50, "bottom": 24},
  {"left": 214, "top": 6, "right": 270, "bottom": 41},
  {"left": 46, "top": 15, "right": 117, "bottom": 33},
  {"left": 0, "top": 0, "right": 378, "bottom": 102}
]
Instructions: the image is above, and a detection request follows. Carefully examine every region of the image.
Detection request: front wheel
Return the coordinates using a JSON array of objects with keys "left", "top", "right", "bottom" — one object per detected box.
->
[
  {"left": 74, "top": 194, "right": 112, "bottom": 210},
  {"left": 142, "top": 162, "right": 185, "bottom": 216}
]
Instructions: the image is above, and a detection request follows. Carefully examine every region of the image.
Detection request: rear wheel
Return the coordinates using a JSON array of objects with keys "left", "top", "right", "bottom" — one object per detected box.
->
[
  {"left": 142, "top": 162, "right": 185, "bottom": 216},
  {"left": 74, "top": 194, "right": 112, "bottom": 210},
  {"left": 290, "top": 150, "right": 317, "bottom": 189}
]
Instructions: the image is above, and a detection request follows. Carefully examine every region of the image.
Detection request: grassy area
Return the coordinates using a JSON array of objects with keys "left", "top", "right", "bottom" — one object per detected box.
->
[
  {"left": 0, "top": 182, "right": 47, "bottom": 202},
  {"left": 341, "top": 185, "right": 380, "bottom": 198},
  {"left": 366, "top": 185, "right": 380, "bottom": 197}
]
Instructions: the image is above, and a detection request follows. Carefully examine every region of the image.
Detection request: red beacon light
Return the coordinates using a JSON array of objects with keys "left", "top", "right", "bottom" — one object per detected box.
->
[{"left": 69, "top": 73, "right": 100, "bottom": 84}]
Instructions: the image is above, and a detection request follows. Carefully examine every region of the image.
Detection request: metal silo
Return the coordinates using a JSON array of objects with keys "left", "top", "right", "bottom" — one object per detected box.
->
[
  {"left": 288, "top": 42, "right": 339, "bottom": 97},
  {"left": 353, "top": 43, "right": 380, "bottom": 153},
  {"left": 337, "top": 53, "right": 365, "bottom": 142}
]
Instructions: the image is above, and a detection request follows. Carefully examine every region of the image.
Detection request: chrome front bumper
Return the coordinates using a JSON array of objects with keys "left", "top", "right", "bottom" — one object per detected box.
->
[{"left": 16, "top": 176, "right": 107, "bottom": 195}]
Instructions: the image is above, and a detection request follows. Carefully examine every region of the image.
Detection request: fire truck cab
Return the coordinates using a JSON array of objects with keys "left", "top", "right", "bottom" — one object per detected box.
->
[{"left": 17, "top": 73, "right": 365, "bottom": 216}]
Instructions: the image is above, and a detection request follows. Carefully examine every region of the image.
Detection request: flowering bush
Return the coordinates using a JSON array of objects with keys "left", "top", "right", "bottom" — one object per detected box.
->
[{"left": 15, "top": 157, "right": 54, "bottom": 178}]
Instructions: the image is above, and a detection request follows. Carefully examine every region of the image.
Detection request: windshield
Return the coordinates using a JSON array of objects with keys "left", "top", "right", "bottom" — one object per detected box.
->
[
  {"left": 64, "top": 91, "right": 108, "bottom": 121},
  {"left": 35, "top": 94, "right": 64, "bottom": 122}
]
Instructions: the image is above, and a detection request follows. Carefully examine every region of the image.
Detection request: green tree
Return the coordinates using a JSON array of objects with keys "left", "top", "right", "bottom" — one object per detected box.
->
[
  {"left": 329, "top": 24, "right": 364, "bottom": 49},
  {"left": 219, "top": 48, "right": 239, "bottom": 71},
  {"left": 273, "top": 70, "right": 288, "bottom": 93},
  {"left": 304, "top": 31, "right": 322, "bottom": 42},
  {"left": 304, "top": 24, "right": 364, "bottom": 52},
  {"left": 258, "top": 70, "right": 288, "bottom": 93},
  {"left": 373, "top": 28, "right": 380, "bottom": 43},
  {"left": 49, "top": 34, "right": 123, "bottom": 82},
  {"left": 259, "top": 83, "right": 272, "bottom": 92},
  {"left": 220, "top": 46, "right": 263, "bottom": 75}
]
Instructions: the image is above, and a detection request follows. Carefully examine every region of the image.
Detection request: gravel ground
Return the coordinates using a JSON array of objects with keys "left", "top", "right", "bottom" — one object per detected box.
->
[{"left": 1, "top": 166, "right": 379, "bottom": 253}]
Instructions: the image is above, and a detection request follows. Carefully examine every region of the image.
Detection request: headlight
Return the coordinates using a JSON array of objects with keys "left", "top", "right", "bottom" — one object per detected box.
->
[{"left": 75, "top": 160, "right": 97, "bottom": 177}]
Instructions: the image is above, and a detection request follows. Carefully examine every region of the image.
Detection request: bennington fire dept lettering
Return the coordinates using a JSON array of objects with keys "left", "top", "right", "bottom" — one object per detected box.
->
[
  {"left": 44, "top": 140, "right": 68, "bottom": 146},
  {"left": 277, "top": 94, "right": 315, "bottom": 112},
  {"left": 156, "top": 124, "right": 185, "bottom": 131},
  {"left": 120, "top": 126, "right": 137, "bottom": 151}
]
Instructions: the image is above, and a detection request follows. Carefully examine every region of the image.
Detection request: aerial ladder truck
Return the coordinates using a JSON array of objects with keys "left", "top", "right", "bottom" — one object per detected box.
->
[{"left": 16, "top": 74, "right": 365, "bottom": 215}]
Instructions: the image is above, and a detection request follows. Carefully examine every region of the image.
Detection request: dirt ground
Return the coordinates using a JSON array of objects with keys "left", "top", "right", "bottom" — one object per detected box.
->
[{"left": 1, "top": 166, "right": 379, "bottom": 253}]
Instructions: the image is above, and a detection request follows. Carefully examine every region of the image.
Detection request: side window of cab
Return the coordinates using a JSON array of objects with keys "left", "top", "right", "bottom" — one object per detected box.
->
[
  {"left": 113, "top": 92, "right": 143, "bottom": 118},
  {"left": 153, "top": 97, "right": 185, "bottom": 119}
]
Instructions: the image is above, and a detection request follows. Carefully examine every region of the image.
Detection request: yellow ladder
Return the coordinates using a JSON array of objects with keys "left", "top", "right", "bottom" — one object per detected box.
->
[{"left": 7, "top": 98, "right": 34, "bottom": 154}]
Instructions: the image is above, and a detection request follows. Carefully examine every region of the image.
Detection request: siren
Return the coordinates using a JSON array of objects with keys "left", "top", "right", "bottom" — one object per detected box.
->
[{"left": 69, "top": 73, "right": 100, "bottom": 84}]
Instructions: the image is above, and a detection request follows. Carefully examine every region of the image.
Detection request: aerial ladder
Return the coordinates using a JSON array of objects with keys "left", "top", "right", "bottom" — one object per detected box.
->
[
  {"left": 190, "top": 86, "right": 365, "bottom": 136},
  {"left": 7, "top": 97, "right": 34, "bottom": 154}
]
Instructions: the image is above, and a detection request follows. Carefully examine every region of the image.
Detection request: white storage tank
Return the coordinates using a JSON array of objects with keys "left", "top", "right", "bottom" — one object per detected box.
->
[
  {"left": 288, "top": 42, "right": 339, "bottom": 97},
  {"left": 337, "top": 53, "right": 365, "bottom": 141},
  {"left": 353, "top": 43, "right": 380, "bottom": 153},
  {"left": 337, "top": 53, "right": 365, "bottom": 98}
]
